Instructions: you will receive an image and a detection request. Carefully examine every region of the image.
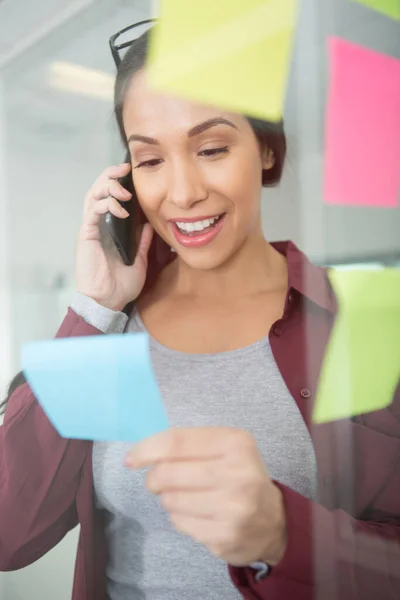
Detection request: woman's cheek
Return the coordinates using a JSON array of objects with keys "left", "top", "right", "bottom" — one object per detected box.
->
[{"left": 136, "top": 178, "right": 165, "bottom": 217}]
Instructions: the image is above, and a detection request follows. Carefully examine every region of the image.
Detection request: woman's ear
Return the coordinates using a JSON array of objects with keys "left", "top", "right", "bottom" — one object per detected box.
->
[{"left": 261, "top": 147, "right": 275, "bottom": 171}]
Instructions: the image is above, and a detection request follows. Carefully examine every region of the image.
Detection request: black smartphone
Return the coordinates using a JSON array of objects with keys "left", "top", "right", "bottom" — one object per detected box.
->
[{"left": 104, "top": 156, "right": 137, "bottom": 266}]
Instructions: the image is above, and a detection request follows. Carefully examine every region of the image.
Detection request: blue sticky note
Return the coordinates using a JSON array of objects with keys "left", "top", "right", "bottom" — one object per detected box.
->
[{"left": 21, "top": 333, "right": 169, "bottom": 442}]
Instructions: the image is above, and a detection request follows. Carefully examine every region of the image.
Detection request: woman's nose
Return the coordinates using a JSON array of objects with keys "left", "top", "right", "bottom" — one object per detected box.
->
[{"left": 168, "top": 161, "right": 208, "bottom": 210}]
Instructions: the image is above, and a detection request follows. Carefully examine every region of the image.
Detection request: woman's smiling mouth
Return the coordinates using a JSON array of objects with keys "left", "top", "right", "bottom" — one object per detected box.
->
[{"left": 169, "top": 213, "right": 226, "bottom": 247}]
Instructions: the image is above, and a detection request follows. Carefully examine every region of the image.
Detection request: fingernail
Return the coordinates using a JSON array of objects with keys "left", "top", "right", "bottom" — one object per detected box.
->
[{"left": 123, "top": 189, "right": 132, "bottom": 197}]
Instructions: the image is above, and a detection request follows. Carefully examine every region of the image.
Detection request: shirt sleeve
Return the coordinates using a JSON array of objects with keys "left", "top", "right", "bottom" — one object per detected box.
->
[
  {"left": 0, "top": 308, "right": 99, "bottom": 571},
  {"left": 249, "top": 562, "right": 270, "bottom": 581},
  {"left": 70, "top": 292, "right": 129, "bottom": 334},
  {"left": 229, "top": 481, "right": 400, "bottom": 600}
]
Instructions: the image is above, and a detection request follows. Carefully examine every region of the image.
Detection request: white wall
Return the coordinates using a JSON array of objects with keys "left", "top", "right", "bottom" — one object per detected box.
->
[
  {"left": 5, "top": 146, "right": 113, "bottom": 373},
  {"left": 0, "top": 77, "right": 13, "bottom": 401}
]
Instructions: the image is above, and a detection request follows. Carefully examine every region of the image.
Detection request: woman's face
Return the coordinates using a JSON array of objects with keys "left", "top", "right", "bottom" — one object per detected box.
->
[{"left": 123, "top": 70, "right": 274, "bottom": 271}]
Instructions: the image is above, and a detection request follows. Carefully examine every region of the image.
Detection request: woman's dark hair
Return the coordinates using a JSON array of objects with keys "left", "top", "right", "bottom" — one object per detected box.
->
[{"left": 0, "top": 371, "right": 27, "bottom": 416}]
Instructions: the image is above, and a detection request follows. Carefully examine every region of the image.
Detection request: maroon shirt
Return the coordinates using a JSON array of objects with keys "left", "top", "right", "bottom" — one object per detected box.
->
[{"left": 1, "top": 241, "right": 400, "bottom": 600}]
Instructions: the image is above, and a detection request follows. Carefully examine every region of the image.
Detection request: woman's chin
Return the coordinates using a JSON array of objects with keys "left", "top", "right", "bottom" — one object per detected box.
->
[{"left": 173, "top": 244, "right": 235, "bottom": 271}]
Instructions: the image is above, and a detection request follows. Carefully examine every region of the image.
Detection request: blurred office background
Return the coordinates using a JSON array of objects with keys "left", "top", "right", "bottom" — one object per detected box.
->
[{"left": 0, "top": 0, "right": 399, "bottom": 598}]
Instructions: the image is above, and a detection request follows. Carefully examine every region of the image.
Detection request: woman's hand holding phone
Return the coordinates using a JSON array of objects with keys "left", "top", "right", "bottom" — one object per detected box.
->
[{"left": 76, "top": 163, "right": 153, "bottom": 312}]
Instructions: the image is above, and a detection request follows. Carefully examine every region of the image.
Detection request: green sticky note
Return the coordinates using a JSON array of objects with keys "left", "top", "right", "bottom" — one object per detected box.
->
[
  {"left": 313, "top": 269, "right": 400, "bottom": 424},
  {"left": 353, "top": 0, "right": 400, "bottom": 21},
  {"left": 147, "top": 0, "right": 299, "bottom": 122}
]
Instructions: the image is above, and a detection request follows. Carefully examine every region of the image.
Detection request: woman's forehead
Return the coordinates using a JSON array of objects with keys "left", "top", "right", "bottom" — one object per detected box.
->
[{"left": 123, "top": 70, "right": 246, "bottom": 135}]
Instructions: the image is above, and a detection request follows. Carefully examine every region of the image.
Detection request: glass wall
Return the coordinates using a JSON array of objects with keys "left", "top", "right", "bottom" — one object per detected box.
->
[{"left": 0, "top": 1, "right": 399, "bottom": 598}]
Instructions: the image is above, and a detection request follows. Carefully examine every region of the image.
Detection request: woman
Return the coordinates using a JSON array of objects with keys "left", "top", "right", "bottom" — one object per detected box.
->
[{"left": 1, "top": 27, "right": 399, "bottom": 600}]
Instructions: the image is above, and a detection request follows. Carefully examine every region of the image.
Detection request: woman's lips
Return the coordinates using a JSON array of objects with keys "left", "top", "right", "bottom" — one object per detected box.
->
[{"left": 170, "top": 214, "right": 226, "bottom": 248}]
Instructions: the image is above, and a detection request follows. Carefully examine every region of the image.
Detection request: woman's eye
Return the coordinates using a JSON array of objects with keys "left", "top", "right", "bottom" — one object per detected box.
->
[
  {"left": 135, "top": 158, "right": 163, "bottom": 169},
  {"left": 199, "top": 146, "right": 229, "bottom": 158}
]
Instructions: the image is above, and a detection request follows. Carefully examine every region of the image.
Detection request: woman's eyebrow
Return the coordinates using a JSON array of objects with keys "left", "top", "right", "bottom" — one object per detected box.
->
[
  {"left": 187, "top": 117, "right": 238, "bottom": 138},
  {"left": 128, "top": 133, "right": 159, "bottom": 145},
  {"left": 127, "top": 117, "right": 238, "bottom": 146}
]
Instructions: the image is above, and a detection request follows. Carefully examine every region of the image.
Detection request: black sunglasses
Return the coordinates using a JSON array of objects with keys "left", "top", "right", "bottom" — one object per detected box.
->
[{"left": 109, "top": 19, "right": 157, "bottom": 67}]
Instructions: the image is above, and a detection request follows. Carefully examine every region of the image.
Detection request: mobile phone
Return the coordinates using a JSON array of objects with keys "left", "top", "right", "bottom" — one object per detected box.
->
[{"left": 104, "top": 157, "right": 137, "bottom": 266}]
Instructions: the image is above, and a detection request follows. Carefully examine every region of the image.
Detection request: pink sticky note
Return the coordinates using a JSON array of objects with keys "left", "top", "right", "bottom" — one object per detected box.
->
[{"left": 324, "top": 37, "right": 400, "bottom": 207}]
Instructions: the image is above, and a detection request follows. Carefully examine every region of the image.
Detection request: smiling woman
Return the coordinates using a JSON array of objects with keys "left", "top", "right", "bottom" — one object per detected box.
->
[{"left": 1, "top": 21, "right": 400, "bottom": 600}]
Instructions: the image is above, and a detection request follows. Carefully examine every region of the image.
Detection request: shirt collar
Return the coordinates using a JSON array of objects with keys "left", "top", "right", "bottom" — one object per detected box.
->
[{"left": 272, "top": 241, "right": 337, "bottom": 314}]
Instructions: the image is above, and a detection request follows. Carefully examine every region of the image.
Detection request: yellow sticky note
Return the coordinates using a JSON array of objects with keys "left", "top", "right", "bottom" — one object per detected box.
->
[
  {"left": 147, "top": 0, "right": 299, "bottom": 122},
  {"left": 313, "top": 269, "right": 400, "bottom": 424},
  {"left": 353, "top": 0, "right": 400, "bottom": 22}
]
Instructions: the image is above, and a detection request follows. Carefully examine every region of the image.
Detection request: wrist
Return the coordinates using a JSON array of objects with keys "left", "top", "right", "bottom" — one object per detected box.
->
[
  {"left": 260, "top": 487, "right": 287, "bottom": 566},
  {"left": 95, "top": 299, "right": 126, "bottom": 312}
]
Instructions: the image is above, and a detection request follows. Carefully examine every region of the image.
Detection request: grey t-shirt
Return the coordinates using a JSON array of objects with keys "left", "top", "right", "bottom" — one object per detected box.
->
[{"left": 72, "top": 294, "right": 317, "bottom": 600}]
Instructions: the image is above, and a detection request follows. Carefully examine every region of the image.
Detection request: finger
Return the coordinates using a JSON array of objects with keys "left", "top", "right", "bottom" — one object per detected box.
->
[
  {"left": 133, "top": 223, "right": 154, "bottom": 268},
  {"left": 92, "top": 163, "right": 131, "bottom": 195},
  {"left": 84, "top": 196, "right": 129, "bottom": 228},
  {"left": 146, "top": 459, "right": 220, "bottom": 494},
  {"left": 161, "top": 490, "right": 222, "bottom": 519},
  {"left": 85, "top": 163, "right": 132, "bottom": 208},
  {"left": 108, "top": 178, "right": 132, "bottom": 201},
  {"left": 91, "top": 179, "right": 132, "bottom": 203},
  {"left": 104, "top": 162, "right": 131, "bottom": 181},
  {"left": 126, "top": 427, "right": 245, "bottom": 468}
]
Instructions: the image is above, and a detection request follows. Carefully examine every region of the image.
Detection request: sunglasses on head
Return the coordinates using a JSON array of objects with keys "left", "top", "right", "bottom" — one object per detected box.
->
[{"left": 109, "top": 18, "right": 157, "bottom": 67}]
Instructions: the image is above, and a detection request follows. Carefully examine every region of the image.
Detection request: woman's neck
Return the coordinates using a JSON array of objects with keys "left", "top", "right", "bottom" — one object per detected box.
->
[{"left": 161, "top": 227, "right": 288, "bottom": 301}]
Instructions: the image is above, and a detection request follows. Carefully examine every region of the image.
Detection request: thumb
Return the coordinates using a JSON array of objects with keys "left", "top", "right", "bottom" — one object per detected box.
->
[{"left": 133, "top": 223, "right": 154, "bottom": 269}]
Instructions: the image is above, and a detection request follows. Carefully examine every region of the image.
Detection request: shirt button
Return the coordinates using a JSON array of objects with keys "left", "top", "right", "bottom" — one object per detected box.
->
[
  {"left": 273, "top": 324, "right": 283, "bottom": 337},
  {"left": 300, "top": 388, "right": 311, "bottom": 398},
  {"left": 288, "top": 293, "right": 293, "bottom": 303},
  {"left": 323, "top": 475, "right": 332, "bottom": 486}
]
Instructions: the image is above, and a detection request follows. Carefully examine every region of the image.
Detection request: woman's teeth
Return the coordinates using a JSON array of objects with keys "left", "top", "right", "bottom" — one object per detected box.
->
[{"left": 175, "top": 215, "right": 221, "bottom": 234}]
